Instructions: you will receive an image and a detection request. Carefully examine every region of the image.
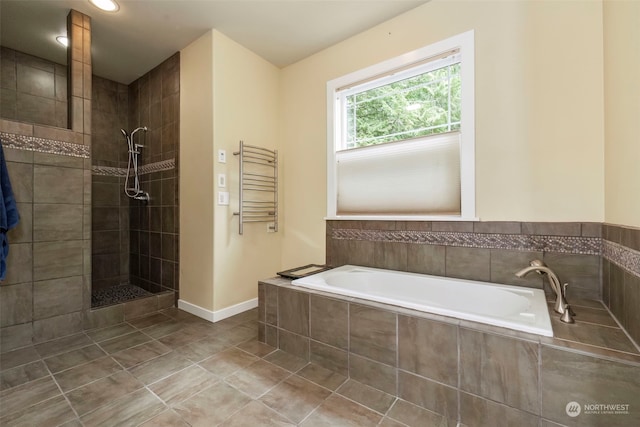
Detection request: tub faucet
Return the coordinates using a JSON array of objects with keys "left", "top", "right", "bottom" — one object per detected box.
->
[{"left": 515, "top": 260, "right": 574, "bottom": 323}]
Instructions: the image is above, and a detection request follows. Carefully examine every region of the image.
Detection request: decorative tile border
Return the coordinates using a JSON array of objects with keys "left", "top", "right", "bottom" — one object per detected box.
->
[
  {"left": 603, "top": 240, "right": 640, "bottom": 277},
  {"left": 331, "top": 228, "right": 602, "bottom": 256},
  {"left": 92, "top": 165, "right": 127, "bottom": 177},
  {"left": 1, "top": 131, "right": 89, "bottom": 158},
  {"left": 92, "top": 158, "right": 175, "bottom": 177},
  {"left": 140, "top": 159, "right": 175, "bottom": 175}
]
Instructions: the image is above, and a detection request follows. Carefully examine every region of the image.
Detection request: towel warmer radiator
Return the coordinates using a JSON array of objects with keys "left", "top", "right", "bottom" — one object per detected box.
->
[{"left": 233, "top": 140, "right": 278, "bottom": 235}]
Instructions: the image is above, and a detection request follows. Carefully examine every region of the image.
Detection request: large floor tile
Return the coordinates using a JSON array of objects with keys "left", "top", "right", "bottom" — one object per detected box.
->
[
  {"left": 80, "top": 388, "right": 166, "bottom": 427},
  {"left": 296, "top": 363, "right": 347, "bottom": 391},
  {"left": 44, "top": 344, "right": 106, "bottom": 373},
  {"left": 127, "top": 312, "right": 172, "bottom": 330},
  {"left": 260, "top": 375, "right": 332, "bottom": 423},
  {"left": 54, "top": 356, "right": 122, "bottom": 392},
  {"left": 337, "top": 379, "right": 396, "bottom": 414},
  {"left": 65, "top": 370, "right": 144, "bottom": 416},
  {"left": 128, "top": 351, "right": 192, "bottom": 385},
  {"left": 138, "top": 410, "right": 190, "bottom": 426},
  {"left": 225, "top": 359, "right": 291, "bottom": 398},
  {"left": 0, "top": 376, "right": 61, "bottom": 417},
  {"left": 236, "top": 340, "right": 276, "bottom": 358},
  {"left": 386, "top": 399, "right": 450, "bottom": 427},
  {"left": 0, "top": 346, "right": 40, "bottom": 371},
  {"left": 149, "top": 365, "right": 217, "bottom": 406},
  {"left": 220, "top": 401, "right": 296, "bottom": 426},
  {"left": 0, "top": 360, "right": 49, "bottom": 390},
  {"left": 111, "top": 340, "right": 171, "bottom": 369},
  {"left": 264, "top": 349, "right": 308, "bottom": 372},
  {"left": 0, "top": 394, "right": 76, "bottom": 427},
  {"left": 34, "top": 333, "right": 93, "bottom": 358},
  {"left": 140, "top": 319, "right": 184, "bottom": 339},
  {"left": 300, "top": 394, "right": 382, "bottom": 427},
  {"left": 86, "top": 323, "right": 136, "bottom": 343},
  {"left": 99, "top": 331, "right": 152, "bottom": 354},
  {"left": 174, "top": 336, "right": 230, "bottom": 362},
  {"left": 198, "top": 347, "right": 259, "bottom": 378},
  {"left": 173, "top": 383, "right": 251, "bottom": 427}
]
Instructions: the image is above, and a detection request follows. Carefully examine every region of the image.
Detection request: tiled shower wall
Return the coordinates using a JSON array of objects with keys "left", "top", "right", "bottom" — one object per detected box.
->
[
  {"left": 128, "top": 53, "right": 180, "bottom": 297},
  {"left": 0, "top": 10, "right": 92, "bottom": 351},
  {"left": 91, "top": 76, "right": 129, "bottom": 291},
  {"left": 0, "top": 47, "right": 68, "bottom": 129}
]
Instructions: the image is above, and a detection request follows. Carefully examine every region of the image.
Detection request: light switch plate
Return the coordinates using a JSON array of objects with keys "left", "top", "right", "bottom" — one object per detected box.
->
[
  {"left": 218, "top": 173, "right": 226, "bottom": 188},
  {"left": 218, "top": 191, "right": 229, "bottom": 205},
  {"left": 218, "top": 149, "right": 226, "bottom": 163}
]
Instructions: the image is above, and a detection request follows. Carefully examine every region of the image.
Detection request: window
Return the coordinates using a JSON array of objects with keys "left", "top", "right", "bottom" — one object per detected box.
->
[
  {"left": 342, "top": 54, "right": 461, "bottom": 149},
  {"left": 326, "top": 30, "right": 475, "bottom": 220}
]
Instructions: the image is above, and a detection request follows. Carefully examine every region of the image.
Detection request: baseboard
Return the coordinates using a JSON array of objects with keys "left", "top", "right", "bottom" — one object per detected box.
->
[
  {"left": 177, "top": 299, "right": 215, "bottom": 322},
  {"left": 177, "top": 298, "right": 258, "bottom": 323}
]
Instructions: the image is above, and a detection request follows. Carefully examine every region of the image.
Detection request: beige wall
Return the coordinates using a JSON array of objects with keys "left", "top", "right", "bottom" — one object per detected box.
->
[
  {"left": 211, "top": 31, "right": 282, "bottom": 311},
  {"left": 179, "top": 31, "right": 214, "bottom": 310},
  {"left": 604, "top": 0, "right": 640, "bottom": 227},
  {"left": 280, "top": 0, "right": 605, "bottom": 267},
  {"left": 180, "top": 0, "right": 615, "bottom": 313},
  {"left": 180, "top": 30, "right": 281, "bottom": 313}
]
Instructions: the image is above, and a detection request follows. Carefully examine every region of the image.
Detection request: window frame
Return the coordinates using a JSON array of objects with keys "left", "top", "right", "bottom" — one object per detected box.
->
[{"left": 326, "top": 30, "right": 476, "bottom": 221}]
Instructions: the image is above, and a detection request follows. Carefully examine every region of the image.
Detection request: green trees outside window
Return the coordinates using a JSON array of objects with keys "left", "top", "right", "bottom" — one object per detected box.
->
[{"left": 345, "top": 63, "right": 461, "bottom": 149}]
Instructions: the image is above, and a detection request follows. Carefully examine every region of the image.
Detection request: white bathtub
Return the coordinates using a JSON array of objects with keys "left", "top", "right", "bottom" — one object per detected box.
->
[{"left": 292, "top": 265, "right": 553, "bottom": 337}]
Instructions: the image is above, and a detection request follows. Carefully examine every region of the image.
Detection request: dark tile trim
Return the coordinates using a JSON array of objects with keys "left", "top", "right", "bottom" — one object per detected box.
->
[
  {"left": 331, "top": 228, "right": 601, "bottom": 256},
  {"left": 1, "top": 131, "right": 89, "bottom": 158}
]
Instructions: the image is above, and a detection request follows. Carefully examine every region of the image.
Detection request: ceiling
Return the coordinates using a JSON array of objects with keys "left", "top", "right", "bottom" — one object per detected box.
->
[{"left": 0, "top": 0, "right": 427, "bottom": 84}]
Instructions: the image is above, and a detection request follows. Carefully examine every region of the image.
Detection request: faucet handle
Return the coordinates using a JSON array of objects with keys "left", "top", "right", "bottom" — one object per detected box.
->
[
  {"left": 561, "top": 283, "right": 576, "bottom": 316},
  {"left": 560, "top": 304, "right": 576, "bottom": 323}
]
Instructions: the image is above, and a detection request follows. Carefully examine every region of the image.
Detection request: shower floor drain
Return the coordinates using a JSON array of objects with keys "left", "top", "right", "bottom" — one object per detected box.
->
[{"left": 92, "top": 284, "right": 153, "bottom": 308}]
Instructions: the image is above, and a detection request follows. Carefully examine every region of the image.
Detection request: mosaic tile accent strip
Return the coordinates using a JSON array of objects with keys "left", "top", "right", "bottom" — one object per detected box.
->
[
  {"left": 603, "top": 240, "right": 640, "bottom": 277},
  {"left": 332, "top": 229, "right": 602, "bottom": 255},
  {"left": 92, "top": 165, "right": 127, "bottom": 177},
  {"left": 139, "top": 158, "right": 175, "bottom": 175},
  {"left": 92, "top": 158, "right": 175, "bottom": 177},
  {"left": 0, "top": 131, "right": 89, "bottom": 158}
]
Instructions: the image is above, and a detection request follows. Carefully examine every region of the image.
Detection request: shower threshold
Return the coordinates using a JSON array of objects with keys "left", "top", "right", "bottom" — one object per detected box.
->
[{"left": 92, "top": 284, "right": 154, "bottom": 308}]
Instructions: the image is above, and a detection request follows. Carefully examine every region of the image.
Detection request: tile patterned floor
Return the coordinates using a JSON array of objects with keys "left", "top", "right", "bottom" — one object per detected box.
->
[{"left": 0, "top": 308, "right": 435, "bottom": 427}]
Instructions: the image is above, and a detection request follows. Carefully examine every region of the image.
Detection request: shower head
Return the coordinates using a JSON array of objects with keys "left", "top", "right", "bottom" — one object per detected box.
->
[{"left": 132, "top": 126, "right": 147, "bottom": 135}]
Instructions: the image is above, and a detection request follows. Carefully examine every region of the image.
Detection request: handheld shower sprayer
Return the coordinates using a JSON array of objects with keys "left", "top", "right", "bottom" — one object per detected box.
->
[
  {"left": 122, "top": 126, "right": 149, "bottom": 202},
  {"left": 131, "top": 126, "right": 147, "bottom": 139}
]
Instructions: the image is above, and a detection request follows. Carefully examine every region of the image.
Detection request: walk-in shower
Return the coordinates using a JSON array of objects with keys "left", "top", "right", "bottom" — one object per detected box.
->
[{"left": 122, "top": 126, "right": 150, "bottom": 201}]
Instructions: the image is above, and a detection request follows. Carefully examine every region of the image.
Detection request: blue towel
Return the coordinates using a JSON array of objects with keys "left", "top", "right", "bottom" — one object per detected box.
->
[{"left": 0, "top": 141, "right": 20, "bottom": 280}]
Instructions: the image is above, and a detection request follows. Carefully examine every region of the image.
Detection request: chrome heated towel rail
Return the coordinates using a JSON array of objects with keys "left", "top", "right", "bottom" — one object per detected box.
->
[{"left": 233, "top": 140, "right": 278, "bottom": 235}]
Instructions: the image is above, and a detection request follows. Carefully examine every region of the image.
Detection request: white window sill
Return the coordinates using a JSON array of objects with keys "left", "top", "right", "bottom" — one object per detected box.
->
[{"left": 325, "top": 215, "right": 480, "bottom": 222}]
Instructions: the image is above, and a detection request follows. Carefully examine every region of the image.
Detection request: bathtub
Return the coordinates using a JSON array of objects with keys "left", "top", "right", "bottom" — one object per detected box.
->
[{"left": 292, "top": 265, "right": 553, "bottom": 337}]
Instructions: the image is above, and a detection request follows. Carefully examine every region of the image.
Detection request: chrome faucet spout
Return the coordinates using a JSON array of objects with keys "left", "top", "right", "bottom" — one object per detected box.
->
[
  {"left": 515, "top": 260, "right": 571, "bottom": 319},
  {"left": 515, "top": 265, "right": 561, "bottom": 294}
]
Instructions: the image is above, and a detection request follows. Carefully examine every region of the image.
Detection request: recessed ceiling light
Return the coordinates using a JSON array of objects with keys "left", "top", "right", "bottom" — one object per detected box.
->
[
  {"left": 89, "top": 0, "right": 120, "bottom": 12},
  {"left": 56, "top": 36, "right": 69, "bottom": 47}
]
